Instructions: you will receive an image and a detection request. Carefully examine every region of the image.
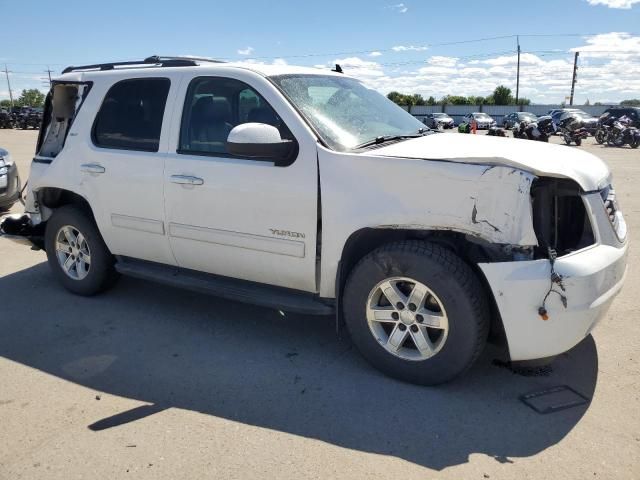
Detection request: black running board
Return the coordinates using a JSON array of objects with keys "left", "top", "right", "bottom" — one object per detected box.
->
[{"left": 115, "top": 257, "right": 334, "bottom": 316}]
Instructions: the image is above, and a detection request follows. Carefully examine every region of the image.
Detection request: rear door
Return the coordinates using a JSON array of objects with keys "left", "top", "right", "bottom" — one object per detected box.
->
[
  {"left": 163, "top": 71, "right": 319, "bottom": 292},
  {"left": 75, "top": 75, "right": 177, "bottom": 265}
]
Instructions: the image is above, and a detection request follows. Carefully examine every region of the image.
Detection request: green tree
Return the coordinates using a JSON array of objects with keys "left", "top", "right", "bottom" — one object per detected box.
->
[
  {"left": 442, "top": 95, "right": 472, "bottom": 105},
  {"left": 387, "top": 91, "right": 404, "bottom": 105},
  {"left": 0, "top": 99, "right": 12, "bottom": 108},
  {"left": 491, "top": 85, "right": 513, "bottom": 105},
  {"left": 426, "top": 96, "right": 437, "bottom": 106},
  {"left": 620, "top": 99, "right": 640, "bottom": 106},
  {"left": 16, "top": 89, "right": 46, "bottom": 108},
  {"left": 409, "top": 94, "right": 426, "bottom": 106}
]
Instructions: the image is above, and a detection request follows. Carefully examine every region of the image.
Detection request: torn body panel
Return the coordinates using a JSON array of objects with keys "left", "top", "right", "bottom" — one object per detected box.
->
[
  {"left": 480, "top": 242, "right": 628, "bottom": 361},
  {"left": 317, "top": 145, "right": 537, "bottom": 297}
]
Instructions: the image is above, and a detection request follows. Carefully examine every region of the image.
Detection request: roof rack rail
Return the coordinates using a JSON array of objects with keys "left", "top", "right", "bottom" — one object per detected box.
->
[{"left": 61, "top": 55, "right": 225, "bottom": 74}]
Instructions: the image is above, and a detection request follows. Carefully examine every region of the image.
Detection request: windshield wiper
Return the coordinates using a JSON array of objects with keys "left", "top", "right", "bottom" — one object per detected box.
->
[{"left": 353, "top": 129, "right": 428, "bottom": 150}]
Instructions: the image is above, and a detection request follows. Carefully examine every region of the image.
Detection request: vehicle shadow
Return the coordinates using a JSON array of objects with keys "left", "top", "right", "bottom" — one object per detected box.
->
[{"left": 0, "top": 262, "right": 598, "bottom": 470}]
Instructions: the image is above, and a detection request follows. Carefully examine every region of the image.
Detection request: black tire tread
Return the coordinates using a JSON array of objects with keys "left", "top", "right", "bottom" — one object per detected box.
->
[
  {"left": 344, "top": 240, "right": 490, "bottom": 384},
  {"left": 44, "top": 205, "right": 119, "bottom": 296}
]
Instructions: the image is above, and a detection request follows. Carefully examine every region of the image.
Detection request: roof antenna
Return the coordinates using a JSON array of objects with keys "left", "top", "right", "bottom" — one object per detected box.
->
[{"left": 331, "top": 64, "right": 343, "bottom": 74}]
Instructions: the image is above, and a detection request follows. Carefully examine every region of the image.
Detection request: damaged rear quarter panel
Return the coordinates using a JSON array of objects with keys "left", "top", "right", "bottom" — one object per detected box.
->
[{"left": 317, "top": 146, "right": 537, "bottom": 297}]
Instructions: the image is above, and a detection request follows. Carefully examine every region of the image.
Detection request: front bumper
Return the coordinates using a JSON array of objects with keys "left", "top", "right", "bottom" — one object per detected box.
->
[
  {"left": 479, "top": 188, "right": 628, "bottom": 361},
  {"left": 480, "top": 242, "right": 627, "bottom": 361},
  {"left": 0, "top": 162, "right": 21, "bottom": 208}
]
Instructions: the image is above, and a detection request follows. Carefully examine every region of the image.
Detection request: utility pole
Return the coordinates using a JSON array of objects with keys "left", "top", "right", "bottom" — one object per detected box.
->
[
  {"left": 4, "top": 64, "right": 14, "bottom": 108},
  {"left": 570, "top": 51, "right": 579, "bottom": 106},
  {"left": 41, "top": 66, "right": 54, "bottom": 89},
  {"left": 515, "top": 36, "right": 521, "bottom": 106}
]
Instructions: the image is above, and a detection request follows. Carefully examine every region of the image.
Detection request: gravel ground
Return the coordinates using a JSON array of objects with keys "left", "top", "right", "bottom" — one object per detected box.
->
[{"left": 1, "top": 129, "right": 639, "bottom": 479}]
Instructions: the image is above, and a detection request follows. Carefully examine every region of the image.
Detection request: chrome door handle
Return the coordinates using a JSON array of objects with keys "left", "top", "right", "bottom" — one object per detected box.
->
[
  {"left": 170, "top": 175, "right": 204, "bottom": 186},
  {"left": 80, "top": 163, "right": 105, "bottom": 174}
]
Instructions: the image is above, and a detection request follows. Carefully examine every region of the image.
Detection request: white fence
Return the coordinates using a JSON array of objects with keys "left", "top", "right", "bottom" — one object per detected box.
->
[{"left": 406, "top": 104, "right": 615, "bottom": 125}]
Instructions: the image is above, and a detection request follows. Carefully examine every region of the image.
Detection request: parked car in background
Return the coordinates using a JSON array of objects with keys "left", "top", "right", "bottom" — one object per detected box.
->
[
  {"left": 598, "top": 107, "right": 640, "bottom": 129},
  {"left": 0, "top": 147, "right": 21, "bottom": 211},
  {"left": 461, "top": 112, "right": 496, "bottom": 129},
  {"left": 502, "top": 112, "right": 538, "bottom": 129},
  {"left": 0, "top": 109, "right": 14, "bottom": 129},
  {"left": 0, "top": 56, "right": 628, "bottom": 386},
  {"left": 15, "top": 107, "right": 43, "bottom": 130},
  {"left": 423, "top": 113, "right": 455, "bottom": 129}
]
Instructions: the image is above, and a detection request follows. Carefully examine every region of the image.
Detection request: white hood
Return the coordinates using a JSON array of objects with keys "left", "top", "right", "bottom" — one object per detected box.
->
[{"left": 373, "top": 133, "right": 610, "bottom": 191}]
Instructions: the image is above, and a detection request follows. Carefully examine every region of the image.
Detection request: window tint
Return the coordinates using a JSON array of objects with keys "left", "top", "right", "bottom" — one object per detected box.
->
[
  {"left": 93, "top": 78, "right": 170, "bottom": 152},
  {"left": 179, "top": 77, "right": 292, "bottom": 156}
]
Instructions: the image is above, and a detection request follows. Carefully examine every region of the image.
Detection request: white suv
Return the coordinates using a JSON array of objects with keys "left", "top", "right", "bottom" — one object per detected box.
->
[{"left": 0, "top": 56, "right": 628, "bottom": 385}]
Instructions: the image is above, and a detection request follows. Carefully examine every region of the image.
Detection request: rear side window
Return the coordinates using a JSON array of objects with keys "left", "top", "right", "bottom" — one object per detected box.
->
[{"left": 93, "top": 78, "right": 170, "bottom": 152}]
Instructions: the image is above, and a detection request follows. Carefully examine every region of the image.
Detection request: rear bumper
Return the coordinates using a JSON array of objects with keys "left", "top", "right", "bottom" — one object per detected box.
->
[{"left": 479, "top": 242, "right": 628, "bottom": 361}]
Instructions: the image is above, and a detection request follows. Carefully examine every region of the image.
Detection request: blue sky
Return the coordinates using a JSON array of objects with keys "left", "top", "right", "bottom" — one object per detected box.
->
[{"left": 1, "top": 0, "right": 639, "bottom": 103}]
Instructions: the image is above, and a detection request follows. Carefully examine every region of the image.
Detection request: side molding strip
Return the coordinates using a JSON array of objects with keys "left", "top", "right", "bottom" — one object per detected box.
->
[
  {"left": 168, "top": 223, "right": 305, "bottom": 258},
  {"left": 111, "top": 214, "right": 165, "bottom": 235}
]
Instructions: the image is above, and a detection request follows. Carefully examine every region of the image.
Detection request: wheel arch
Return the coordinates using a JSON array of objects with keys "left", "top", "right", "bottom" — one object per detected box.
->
[
  {"left": 36, "top": 187, "right": 97, "bottom": 223},
  {"left": 335, "top": 227, "right": 507, "bottom": 346}
]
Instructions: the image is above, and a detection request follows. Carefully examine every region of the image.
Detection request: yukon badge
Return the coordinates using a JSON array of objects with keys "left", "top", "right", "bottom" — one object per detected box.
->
[{"left": 269, "top": 229, "right": 306, "bottom": 239}]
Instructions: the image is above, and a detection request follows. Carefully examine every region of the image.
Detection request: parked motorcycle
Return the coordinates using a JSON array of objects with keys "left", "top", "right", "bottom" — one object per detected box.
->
[
  {"left": 513, "top": 116, "right": 556, "bottom": 142},
  {"left": 606, "top": 116, "right": 640, "bottom": 149},
  {"left": 486, "top": 126, "right": 507, "bottom": 137},
  {"left": 594, "top": 124, "right": 609, "bottom": 145},
  {"left": 557, "top": 114, "right": 589, "bottom": 146},
  {"left": 512, "top": 120, "right": 531, "bottom": 139}
]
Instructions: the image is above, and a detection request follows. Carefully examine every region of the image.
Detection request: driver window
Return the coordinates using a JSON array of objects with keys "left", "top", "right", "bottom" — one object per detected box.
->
[{"left": 179, "top": 77, "right": 292, "bottom": 156}]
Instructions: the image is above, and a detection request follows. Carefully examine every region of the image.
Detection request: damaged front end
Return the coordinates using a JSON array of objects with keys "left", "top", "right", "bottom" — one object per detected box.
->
[{"left": 479, "top": 176, "right": 628, "bottom": 361}]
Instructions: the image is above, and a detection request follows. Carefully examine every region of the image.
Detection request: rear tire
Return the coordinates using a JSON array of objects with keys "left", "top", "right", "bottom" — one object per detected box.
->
[
  {"left": 343, "top": 241, "right": 490, "bottom": 385},
  {"left": 575, "top": 138, "right": 582, "bottom": 146},
  {"left": 45, "top": 205, "right": 119, "bottom": 296}
]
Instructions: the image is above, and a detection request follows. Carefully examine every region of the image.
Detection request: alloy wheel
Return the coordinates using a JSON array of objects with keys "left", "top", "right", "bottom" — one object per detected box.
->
[
  {"left": 366, "top": 277, "right": 449, "bottom": 361},
  {"left": 55, "top": 225, "right": 91, "bottom": 280}
]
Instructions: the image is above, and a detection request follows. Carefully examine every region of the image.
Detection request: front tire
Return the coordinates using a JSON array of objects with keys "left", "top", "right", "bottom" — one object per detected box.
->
[
  {"left": 343, "top": 241, "right": 490, "bottom": 385},
  {"left": 45, "top": 205, "right": 118, "bottom": 296}
]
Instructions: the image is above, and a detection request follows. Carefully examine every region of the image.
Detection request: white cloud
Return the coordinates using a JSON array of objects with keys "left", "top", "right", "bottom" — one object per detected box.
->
[
  {"left": 237, "top": 46, "right": 254, "bottom": 56},
  {"left": 570, "top": 32, "right": 640, "bottom": 60},
  {"left": 586, "top": 0, "right": 640, "bottom": 8},
  {"left": 427, "top": 56, "right": 459, "bottom": 67},
  {"left": 369, "top": 51, "right": 383, "bottom": 57},
  {"left": 389, "top": 3, "right": 408, "bottom": 13},
  {"left": 392, "top": 45, "right": 428, "bottom": 52},
  {"left": 323, "top": 33, "right": 640, "bottom": 104}
]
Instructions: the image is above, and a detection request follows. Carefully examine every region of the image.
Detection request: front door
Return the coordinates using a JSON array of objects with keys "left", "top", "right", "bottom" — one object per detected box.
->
[{"left": 163, "top": 73, "right": 319, "bottom": 292}]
